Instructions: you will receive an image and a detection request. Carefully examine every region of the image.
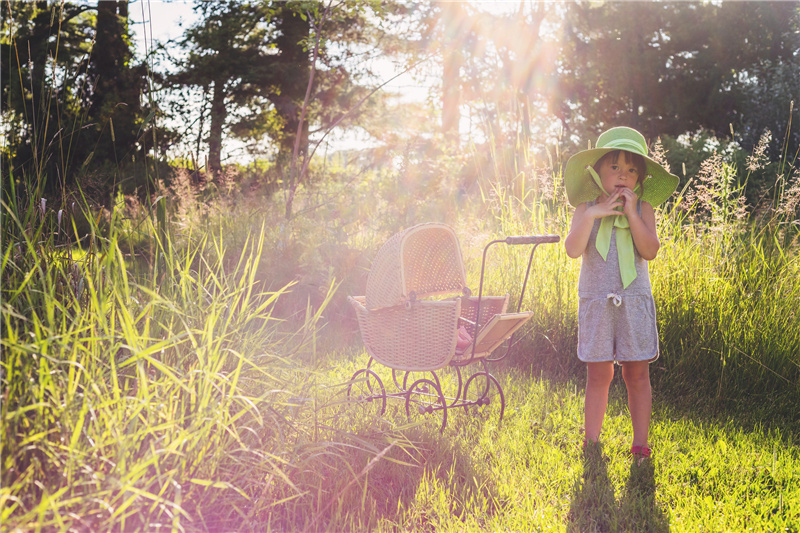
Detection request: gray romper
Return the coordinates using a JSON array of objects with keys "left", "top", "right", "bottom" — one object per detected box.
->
[{"left": 577, "top": 200, "right": 659, "bottom": 363}]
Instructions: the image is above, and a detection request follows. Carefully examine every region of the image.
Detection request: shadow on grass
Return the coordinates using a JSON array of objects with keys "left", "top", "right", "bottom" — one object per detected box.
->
[
  {"left": 619, "top": 458, "right": 669, "bottom": 532},
  {"left": 568, "top": 442, "right": 669, "bottom": 533},
  {"left": 301, "top": 420, "right": 499, "bottom": 531},
  {"left": 568, "top": 441, "right": 616, "bottom": 532}
]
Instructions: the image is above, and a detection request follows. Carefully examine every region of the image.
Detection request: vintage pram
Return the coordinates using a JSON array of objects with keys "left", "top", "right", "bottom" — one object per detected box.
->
[{"left": 347, "top": 223, "right": 559, "bottom": 432}]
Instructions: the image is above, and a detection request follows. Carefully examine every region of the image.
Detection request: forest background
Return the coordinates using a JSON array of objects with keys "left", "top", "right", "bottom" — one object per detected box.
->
[{"left": 2, "top": 0, "right": 800, "bottom": 531}]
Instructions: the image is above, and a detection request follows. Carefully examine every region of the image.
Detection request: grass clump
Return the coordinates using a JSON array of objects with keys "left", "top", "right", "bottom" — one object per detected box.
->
[{"left": 0, "top": 179, "right": 348, "bottom": 531}]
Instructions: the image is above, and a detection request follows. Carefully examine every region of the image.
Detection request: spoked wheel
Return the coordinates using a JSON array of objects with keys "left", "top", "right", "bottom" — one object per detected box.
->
[
  {"left": 347, "top": 368, "right": 387, "bottom": 417},
  {"left": 401, "top": 370, "right": 439, "bottom": 392},
  {"left": 462, "top": 368, "right": 505, "bottom": 423},
  {"left": 403, "top": 369, "right": 462, "bottom": 406},
  {"left": 405, "top": 378, "right": 448, "bottom": 433}
]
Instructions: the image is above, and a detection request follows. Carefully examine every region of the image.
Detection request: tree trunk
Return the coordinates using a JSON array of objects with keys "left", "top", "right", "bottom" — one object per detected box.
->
[
  {"left": 208, "top": 79, "right": 226, "bottom": 174},
  {"left": 274, "top": 5, "right": 311, "bottom": 158},
  {"left": 197, "top": 85, "right": 209, "bottom": 170},
  {"left": 29, "top": 1, "right": 52, "bottom": 170},
  {"left": 91, "top": 1, "right": 128, "bottom": 115},
  {"left": 29, "top": 2, "right": 50, "bottom": 104},
  {"left": 90, "top": 0, "right": 142, "bottom": 165},
  {"left": 441, "top": 1, "right": 464, "bottom": 146}
]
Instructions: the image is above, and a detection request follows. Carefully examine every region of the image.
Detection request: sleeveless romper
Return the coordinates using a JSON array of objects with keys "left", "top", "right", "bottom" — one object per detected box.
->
[{"left": 577, "top": 200, "right": 659, "bottom": 363}]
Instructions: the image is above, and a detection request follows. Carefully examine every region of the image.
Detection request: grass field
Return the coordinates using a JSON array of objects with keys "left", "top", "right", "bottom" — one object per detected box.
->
[
  {"left": 290, "top": 355, "right": 798, "bottom": 533},
  {"left": 3, "top": 131, "right": 800, "bottom": 530}
]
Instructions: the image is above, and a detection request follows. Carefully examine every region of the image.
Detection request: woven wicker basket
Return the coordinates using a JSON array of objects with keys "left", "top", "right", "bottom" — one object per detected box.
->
[
  {"left": 348, "top": 296, "right": 459, "bottom": 371},
  {"left": 348, "top": 294, "right": 511, "bottom": 371}
]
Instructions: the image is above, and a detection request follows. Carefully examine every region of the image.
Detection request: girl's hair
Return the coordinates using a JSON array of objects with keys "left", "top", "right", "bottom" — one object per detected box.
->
[{"left": 593, "top": 150, "right": 647, "bottom": 189}]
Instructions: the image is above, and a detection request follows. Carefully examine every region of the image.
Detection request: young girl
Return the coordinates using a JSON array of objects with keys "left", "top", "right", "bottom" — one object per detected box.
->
[{"left": 563, "top": 127, "right": 679, "bottom": 460}]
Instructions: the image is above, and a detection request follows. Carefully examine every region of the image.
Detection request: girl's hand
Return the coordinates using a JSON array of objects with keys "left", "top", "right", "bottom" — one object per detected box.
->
[
  {"left": 585, "top": 191, "right": 624, "bottom": 219},
  {"left": 616, "top": 187, "right": 640, "bottom": 218}
]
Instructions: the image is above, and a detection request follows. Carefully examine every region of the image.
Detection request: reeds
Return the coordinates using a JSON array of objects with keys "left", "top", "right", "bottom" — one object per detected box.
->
[{"left": 0, "top": 180, "right": 344, "bottom": 530}]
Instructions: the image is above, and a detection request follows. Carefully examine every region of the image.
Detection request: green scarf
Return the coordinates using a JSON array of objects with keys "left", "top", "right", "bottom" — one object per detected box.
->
[{"left": 586, "top": 167, "right": 639, "bottom": 288}]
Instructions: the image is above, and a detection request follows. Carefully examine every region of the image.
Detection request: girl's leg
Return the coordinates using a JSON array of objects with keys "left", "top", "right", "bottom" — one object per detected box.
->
[
  {"left": 621, "top": 361, "right": 652, "bottom": 447},
  {"left": 584, "top": 362, "right": 615, "bottom": 442}
]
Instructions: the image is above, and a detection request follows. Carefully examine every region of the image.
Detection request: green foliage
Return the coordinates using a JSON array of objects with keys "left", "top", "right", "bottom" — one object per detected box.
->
[
  {"left": 1, "top": 1, "right": 151, "bottom": 194},
  {"left": 658, "top": 127, "right": 800, "bottom": 218},
  {"left": 4, "top": 3, "right": 800, "bottom": 530},
  {"left": 556, "top": 0, "right": 800, "bottom": 157},
  {"left": 653, "top": 209, "right": 800, "bottom": 410},
  {"left": 168, "top": 0, "right": 394, "bottom": 174},
  {"left": 4, "top": 101, "right": 800, "bottom": 529}
]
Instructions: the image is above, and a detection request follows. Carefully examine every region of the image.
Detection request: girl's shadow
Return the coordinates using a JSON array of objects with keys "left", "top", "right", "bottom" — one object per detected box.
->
[
  {"left": 568, "top": 443, "right": 669, "bottom": 532},
  {"left": 567, "top": 442, "right": 617, "bottom": 532},
  {"left": 618, "top": 458, "right": 669, "bottom": 532}
]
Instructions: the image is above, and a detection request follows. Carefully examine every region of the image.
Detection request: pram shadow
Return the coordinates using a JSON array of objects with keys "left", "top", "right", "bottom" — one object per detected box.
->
[{"left": 567, "top": 443, "right": 669, "bottom": 532}]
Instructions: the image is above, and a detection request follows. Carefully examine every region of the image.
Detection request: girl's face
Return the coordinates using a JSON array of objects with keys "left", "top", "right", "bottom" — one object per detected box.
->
[{"left": 597, "top": 151, "right": 641, "bottom": 197}]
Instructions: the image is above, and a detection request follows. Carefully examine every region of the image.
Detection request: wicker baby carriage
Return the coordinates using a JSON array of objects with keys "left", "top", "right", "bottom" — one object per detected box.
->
[{"left": 347, "top": 223, "right": 559, "bottom": 431}]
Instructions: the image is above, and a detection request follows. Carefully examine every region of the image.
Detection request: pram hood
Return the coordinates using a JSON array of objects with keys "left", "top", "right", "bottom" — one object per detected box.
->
[{"left": 365, "top": 223, "right": 467, "bottom": 310}]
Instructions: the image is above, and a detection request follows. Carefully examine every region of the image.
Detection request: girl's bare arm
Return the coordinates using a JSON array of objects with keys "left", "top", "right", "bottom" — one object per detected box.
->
[
  {"left": 564, "top": 203, "right": 593, "bottom": 258},
  {"left": 564, "top": 194, "right": 626, "bottom": 258},
  {"left": 626, "top": 201, "right": 660, "bottom": 260}
]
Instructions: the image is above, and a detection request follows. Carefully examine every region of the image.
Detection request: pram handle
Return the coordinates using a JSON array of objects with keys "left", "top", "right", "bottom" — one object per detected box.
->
[
  {"left": 505, "top": 234, "right": 561, "bottom": 245},
  {"left": 463, "top": 233, "right": 560, "bottom": 366}
]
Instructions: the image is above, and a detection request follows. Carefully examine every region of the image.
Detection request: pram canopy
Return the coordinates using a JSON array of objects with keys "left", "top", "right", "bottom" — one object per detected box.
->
[{"left": 365, "top": 223, "right": 467, "bottom": 310}]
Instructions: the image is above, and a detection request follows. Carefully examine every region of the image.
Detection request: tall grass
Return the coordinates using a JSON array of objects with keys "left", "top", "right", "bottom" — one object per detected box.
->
[
  {"left": 652, "top": 151, "right": 800, "bottom": 415},
  {"left": 655, "top": 208, "right": 800, "bottom": 409},
  {"left": 0, "top": 177, "right": 354, "bottom": 530}
]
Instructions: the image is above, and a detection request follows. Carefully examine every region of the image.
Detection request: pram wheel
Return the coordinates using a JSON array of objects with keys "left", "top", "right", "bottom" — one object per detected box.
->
[
  {"left": 400, "top": 370, "right": 440, "bottom": 392},
  {"left": 462, "top": 366, "right": 505, "bottom": 423},
  {"left": 391, "top": 369, "right": 405, "bottom": 390},
  {"left": 404, "top": 378, "right": 447, "bottom": 433},
  {"left": 347, "top": 368, "right": 387, "bottom": 417}
]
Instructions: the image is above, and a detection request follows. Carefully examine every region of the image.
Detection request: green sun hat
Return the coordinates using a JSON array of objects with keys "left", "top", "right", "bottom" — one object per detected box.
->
[{"left": 564, "top": 126, "right": 680, "bottom": 207}]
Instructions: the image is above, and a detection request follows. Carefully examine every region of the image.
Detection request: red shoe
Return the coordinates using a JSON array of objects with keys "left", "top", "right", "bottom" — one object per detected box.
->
[
  {"left": 583, "top": 438, "right": 601, "bottom": 455},
  {"left": 631, "top": 444, "right": 652, "bottom": 459}
]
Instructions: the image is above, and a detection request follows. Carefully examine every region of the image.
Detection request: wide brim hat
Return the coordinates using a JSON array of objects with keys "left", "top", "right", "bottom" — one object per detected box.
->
[{"left": 564, "top": 126, "right": 680, "bottom": 207}]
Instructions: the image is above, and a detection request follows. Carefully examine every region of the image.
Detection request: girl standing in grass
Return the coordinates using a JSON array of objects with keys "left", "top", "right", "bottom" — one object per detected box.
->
[{"left": 563, "top": 127, "right": 679, "bottom": 460}]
